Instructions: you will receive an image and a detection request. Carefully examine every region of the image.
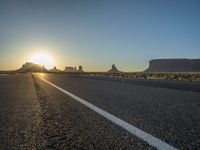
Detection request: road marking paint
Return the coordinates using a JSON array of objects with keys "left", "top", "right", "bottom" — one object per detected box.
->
[{"left": 38, "top": 76, "right": 178, "bottom": 150}]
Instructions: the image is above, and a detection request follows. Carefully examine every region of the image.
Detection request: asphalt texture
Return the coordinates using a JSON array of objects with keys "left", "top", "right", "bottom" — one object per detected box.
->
[
  {"left": 0, "top": 73, "right": 200, "bottom": 149},
  {"left": 0, "top": 74, "right": 44, "bottom": 149}
]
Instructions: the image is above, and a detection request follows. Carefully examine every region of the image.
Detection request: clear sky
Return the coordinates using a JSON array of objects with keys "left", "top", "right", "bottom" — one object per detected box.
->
[{"left": 0, "top": 0, "right": 200, "bottom": 71}]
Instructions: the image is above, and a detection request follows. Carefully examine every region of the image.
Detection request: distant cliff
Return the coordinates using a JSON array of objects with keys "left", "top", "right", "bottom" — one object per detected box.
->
[{"left": 145, "top": 59, "right": 200, "bottom": 72}]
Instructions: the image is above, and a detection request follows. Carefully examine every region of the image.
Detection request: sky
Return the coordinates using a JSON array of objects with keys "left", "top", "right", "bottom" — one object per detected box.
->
[{"left": 0, "top": 0, "right": 200, "bottom": 71}]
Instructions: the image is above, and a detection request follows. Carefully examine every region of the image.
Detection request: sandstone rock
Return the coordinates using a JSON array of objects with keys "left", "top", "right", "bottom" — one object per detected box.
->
[
  {"left": 108, "top": 64, "right": 120, "bottom": 73},
  {"left": 145, "top": 59, "right": 200, "bottom": 72},
  {"left": 17, "top": 62, "right": 47, "bottom": 72}
]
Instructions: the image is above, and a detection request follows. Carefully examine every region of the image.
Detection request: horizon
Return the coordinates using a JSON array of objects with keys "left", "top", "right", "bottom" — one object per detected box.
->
[
  {"left": 0, "top": 0, "right": 200, "bottom": 71},
  {"left": 1, "top": 58, "right": 200, "bottom": 72}
]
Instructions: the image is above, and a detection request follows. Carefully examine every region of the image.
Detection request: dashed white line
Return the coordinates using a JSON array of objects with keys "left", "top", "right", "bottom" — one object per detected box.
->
[{"left": 38, "top": 76, "right": 178, "bottom": 150}]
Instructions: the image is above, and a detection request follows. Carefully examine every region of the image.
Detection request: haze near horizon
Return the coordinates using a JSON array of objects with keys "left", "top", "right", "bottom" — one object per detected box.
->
[{"left": 0, "top": 0, "right": 200, "bottom": 71}]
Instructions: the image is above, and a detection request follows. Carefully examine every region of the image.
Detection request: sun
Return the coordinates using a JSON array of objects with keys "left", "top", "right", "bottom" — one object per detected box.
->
[{"left": 30, "top": 52, "right": 55, "bottom": 69}]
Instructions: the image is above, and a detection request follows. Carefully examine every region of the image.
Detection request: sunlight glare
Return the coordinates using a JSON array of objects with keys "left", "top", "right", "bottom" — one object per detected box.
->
[{"left": 30, "top": 52, "right": 55, "bottom": 69}]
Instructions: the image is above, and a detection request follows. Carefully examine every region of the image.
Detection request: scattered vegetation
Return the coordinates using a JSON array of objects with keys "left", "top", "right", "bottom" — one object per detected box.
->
[
  {"left": 1, "top": 71, "right": 199, "bottom": 81},
  {"left": 86, "top": 72, "right": 200, "bottom": 82}
]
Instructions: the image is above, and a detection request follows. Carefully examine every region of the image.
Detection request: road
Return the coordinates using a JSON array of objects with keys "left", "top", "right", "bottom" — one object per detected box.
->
[{"left": 0, "top": 73, "right": 200, "bottom": 149}]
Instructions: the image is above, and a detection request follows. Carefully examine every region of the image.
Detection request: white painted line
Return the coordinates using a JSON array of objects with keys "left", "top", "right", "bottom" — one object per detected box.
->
[{"left": 38, "top": 76, "right": 178, "bottom": 150}]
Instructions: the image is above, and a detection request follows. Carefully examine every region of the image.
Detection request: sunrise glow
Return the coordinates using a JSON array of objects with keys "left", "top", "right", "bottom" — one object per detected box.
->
[{"left": 30, "top": 52, "right": 55, "bottom": 69}]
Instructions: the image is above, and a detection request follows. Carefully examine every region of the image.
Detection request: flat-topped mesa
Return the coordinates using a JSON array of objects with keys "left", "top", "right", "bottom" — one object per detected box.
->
[
  {"left": 17, "top": 62, "right": 47, "bottom": 72},
  {"left": 64, "top": 67, "right": 76, "bottom": 72},
  {"left": 145, "top": 59, "right": 200, "bottom": 72},
  {"left": 64, "top": 65, "right": 84, "bottom": 73}
]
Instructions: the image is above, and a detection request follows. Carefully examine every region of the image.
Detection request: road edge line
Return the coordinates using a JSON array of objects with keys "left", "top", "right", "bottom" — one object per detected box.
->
[{"left": 37, "top": 76, "right": 178, "bottom": 150}]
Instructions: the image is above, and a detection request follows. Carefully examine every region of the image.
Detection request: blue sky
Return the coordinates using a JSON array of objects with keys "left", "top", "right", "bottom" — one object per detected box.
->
[{"left": 0, "top": 0, "right": 200, "bottom": 71}]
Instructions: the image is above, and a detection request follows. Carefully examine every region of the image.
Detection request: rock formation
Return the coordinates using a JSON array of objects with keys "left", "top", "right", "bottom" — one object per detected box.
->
[
  {"left": 107, "top": 64, "right": 120, "bottom": 73},
  {"left": 145, "top": 59, "right": 200, "bottom": 72},
  {"left": 64, "top": 67, "right": 75, "bottom": 72},
  {"left": 77, "top": 65, "right": 83, "bottom": 72},
  {"left": 17, "top": 62, "right": 47, "bottom": 72},
  {"left": 49, "top": 66, "right": 61, "bottom": 72},
  {"left": 64, "top": 66, "right": 83, "bottom": 72}
]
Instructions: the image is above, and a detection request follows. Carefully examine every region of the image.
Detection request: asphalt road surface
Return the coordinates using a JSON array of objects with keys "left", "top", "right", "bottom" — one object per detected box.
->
[{"left": 0, "top": 73, "right": 200, "bottom": 150}]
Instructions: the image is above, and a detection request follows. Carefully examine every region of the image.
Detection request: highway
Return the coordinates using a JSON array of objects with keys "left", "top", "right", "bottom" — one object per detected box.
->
[{"left": 0, "top": 73, "right": 200, "bottom": 149}]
